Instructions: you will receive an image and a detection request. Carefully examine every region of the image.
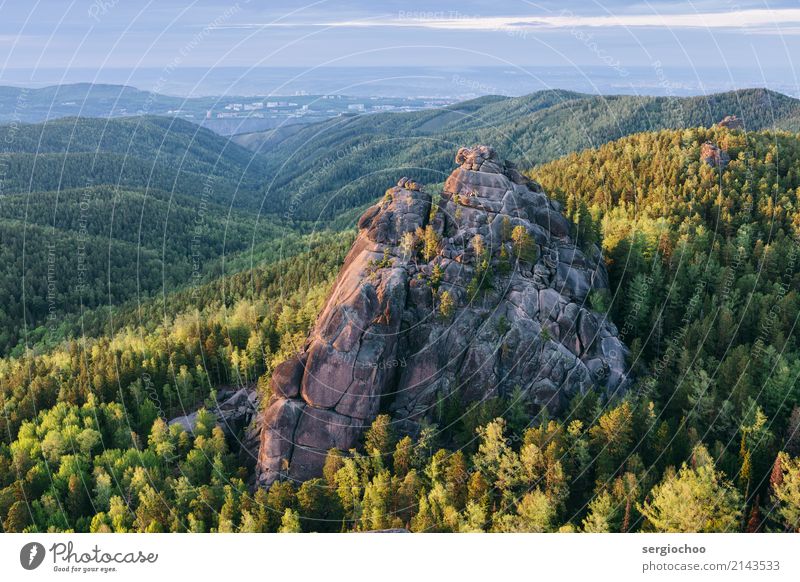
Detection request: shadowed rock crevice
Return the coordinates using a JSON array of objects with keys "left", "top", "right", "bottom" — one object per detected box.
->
[{"left": 256, "top": 145, "right": 632, "bottom": 486}]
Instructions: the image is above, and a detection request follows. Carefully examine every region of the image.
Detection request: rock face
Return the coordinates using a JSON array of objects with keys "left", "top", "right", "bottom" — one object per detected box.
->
[{"left": 256, "top": 145, "right": 631, "bottom": 486}]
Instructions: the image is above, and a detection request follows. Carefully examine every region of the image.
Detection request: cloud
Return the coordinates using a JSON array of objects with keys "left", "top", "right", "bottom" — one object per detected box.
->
[
  {"left": 213, "top": 8, "right": 800, "bottom": 33},
  {"left": 337, "top": 9, "right": 800, "bottom": 30}
]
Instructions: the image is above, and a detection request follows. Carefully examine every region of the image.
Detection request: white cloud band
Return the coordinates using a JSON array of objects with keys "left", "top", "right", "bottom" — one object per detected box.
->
[{"left": 214, "top": 8, "right": 800, "bottom": 32}]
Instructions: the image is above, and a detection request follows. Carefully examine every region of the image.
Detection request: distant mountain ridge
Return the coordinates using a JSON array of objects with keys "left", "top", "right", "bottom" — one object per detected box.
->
[{"left": 234, "top": 88, "right": 800, "bottom": 221}]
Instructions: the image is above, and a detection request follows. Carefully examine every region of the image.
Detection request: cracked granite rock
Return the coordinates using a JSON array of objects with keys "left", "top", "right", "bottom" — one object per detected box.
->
[{"left": 256, "top": 145, "right": 631, "bottom": 486}]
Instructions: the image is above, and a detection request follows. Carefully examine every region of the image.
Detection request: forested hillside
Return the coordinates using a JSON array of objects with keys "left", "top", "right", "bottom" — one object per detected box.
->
[
  {"left": 0, "top": 84, "right": 170, "bottom": 123},
  {"left": 3, "top": 89, "right": 797, "bottom": 359},
  {"left": 236, "top": 88, "right": 800, "bottom": 221},
  {"left": 0, "top": 184, "right": 317, "bottom": 355},
  {"left": 0, "top": 116, "right": 324, "bottom": 355},
  {"left": 0, "top": 232, "right": 352, "bottom": 532},
  {"left": 1, "top": 121, "right": 800, "bottom": 533},
  {"left": 0, "top": 116, "right": 268, "bottom": 205}
]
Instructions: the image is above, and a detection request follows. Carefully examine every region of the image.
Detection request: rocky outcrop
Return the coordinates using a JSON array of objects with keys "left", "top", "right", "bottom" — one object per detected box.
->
[
  {"left": 256, "top": 145, "right": 631, "bottom": 486},
  {"left": 701, "top": 141, "right": 730, "bottom": 168},
  {"left": 717, "top": 115, "right": 743, "bottom": 130},
  {"left": 169, "top": 386, "right": 258, "bottom": 436},
  {"left": 170, "top": 386, "right": 261, "bottom": 467}
]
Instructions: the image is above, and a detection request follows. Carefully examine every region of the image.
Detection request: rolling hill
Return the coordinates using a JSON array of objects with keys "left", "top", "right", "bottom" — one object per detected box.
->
[
  {"left": 234, "top": 88, "right": 800, "bottom": 221},
  {"left": 0, "top": 116, "right": 308, "bottom": 355},
  {"left": 2, "top": 123, "right": 800, "bottom": 533},
  {"left": 0, "top": 115, "right": 269, "bottom": 207},
  {"left": 2, "top": 88, "right": 800, "bottom": 356}
]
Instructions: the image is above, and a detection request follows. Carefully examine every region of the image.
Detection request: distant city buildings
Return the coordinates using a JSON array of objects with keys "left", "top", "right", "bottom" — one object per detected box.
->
[{"left": 147, "top": 94, "right": 463, "bottom": 131}]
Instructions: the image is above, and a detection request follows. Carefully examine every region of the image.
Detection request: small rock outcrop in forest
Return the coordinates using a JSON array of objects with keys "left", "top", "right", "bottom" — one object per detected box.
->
[
  {"left": 717, "top": 115, "right": 743, "bottom": 130},
  {"left": 701, "top": 141, "right": 730, "bottom": 168},
  {"left": 256, "top": 145, "right": 631, "bottom": 486}
]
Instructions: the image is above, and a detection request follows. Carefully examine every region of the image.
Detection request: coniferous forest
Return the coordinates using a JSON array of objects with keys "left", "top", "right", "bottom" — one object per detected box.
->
[{"left": 1, "top": 89, "right": 800, "bottom": 535}]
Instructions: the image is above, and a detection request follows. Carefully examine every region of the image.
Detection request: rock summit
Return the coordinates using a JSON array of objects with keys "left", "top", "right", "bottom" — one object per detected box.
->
[{"left": 256, "top": 145, "right": 631, "bottom": 486}]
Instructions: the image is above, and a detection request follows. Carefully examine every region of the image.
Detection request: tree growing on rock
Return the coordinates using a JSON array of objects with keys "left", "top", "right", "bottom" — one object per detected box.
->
[
  {"left": 498, "top": 245, "right": 511, "bottom": 275},
  {"left": 400, "top": 231, "right": 417, "bottom": 264},
  {"left": 422, "top": 225, "right": 441, "bottom": 262},
  {"left": 511, "top": 225, "right": 536, "bottom": 263},
  {"left": 430, "top": 264, "right": 443, "bottom": 292},
  {"left": 471, "top": 234, "right": 485, "bottom": 258},
  {"left": 438, "top": 290, "right": 456, "bottom": 321},
  {"left": 500, "top": 216, "right": 512, "bottom": 241}
]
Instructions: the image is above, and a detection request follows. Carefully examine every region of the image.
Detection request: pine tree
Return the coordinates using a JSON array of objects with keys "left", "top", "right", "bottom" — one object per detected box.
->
[
  {"left": 392, "top": 436, "right": 413, "bottom": 478},
  {"left": 422, "top": 225, "right": 440, "bottom": 262},
  {"left": 365, "top": 414, "right": 396, "bottom": 459},
  {"left": 745, "top": 496, "right": 762, "bottom": 533},
  {"left": 771, "top": 452, "right": 800, "bottom": 532},
  {"left": 438, "top": 290, "right": 456, "bottom": 321},
  {"left": 639, "top": 445, "right": 742, "bottom": 532},
  {"left": 582, "top": 491, "right": 618, "bottom": 532},
  {"left": 266, "top": 481, "right": 297, "bottom": 532},
  {"left": 495, "top": 490, "right": 556, "bottom": 532},
  {"left": 323, "top": 448, "right": 345, "bottom": 487},
  {"left": 278, "top": 508, "right": 302, "bottom": 533},
  {"left": 400, "top": 231, "right": 417, "bottom": 263},
  {"left": 471, "top": 234, "right": 485, "bottom": 258},
  {"left": 297, "top": 478, "right": 342, "bottom": 532},
  {"left": 589, "top": 402, "right": 634, "bottom": 484},
  {"left": 510, "top": 225, "right": 535, "bottom": 262},
  {"left": 430, "top": 264, "right": 443, "bottom": 291}
]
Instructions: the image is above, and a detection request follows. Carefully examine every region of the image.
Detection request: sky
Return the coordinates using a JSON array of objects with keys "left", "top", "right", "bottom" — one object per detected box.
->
[{"left": 0, "top": 0, "right": 799, "bottom": 94}]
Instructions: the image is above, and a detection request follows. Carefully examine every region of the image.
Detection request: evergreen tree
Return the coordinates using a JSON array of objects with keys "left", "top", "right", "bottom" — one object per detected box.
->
[
  {"left": 279, "top": 508, "right": 302, "bottom": 533},
  {"left": 640, "top": 445, "right": 742, "bottom": 532}
]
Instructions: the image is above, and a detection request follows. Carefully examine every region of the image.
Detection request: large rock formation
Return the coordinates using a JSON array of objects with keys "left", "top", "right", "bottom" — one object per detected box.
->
[{"left": 256, "top": 145, "right": 631, "bottom": 486}]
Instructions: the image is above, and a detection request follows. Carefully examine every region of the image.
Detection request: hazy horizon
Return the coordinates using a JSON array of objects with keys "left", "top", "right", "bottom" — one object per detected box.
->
[
  {"left": 2, "top": 1, "right": 799, "bottom": 99},
  {"left": 1, "top": 65, "right": 797, "bottom": 100}
]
